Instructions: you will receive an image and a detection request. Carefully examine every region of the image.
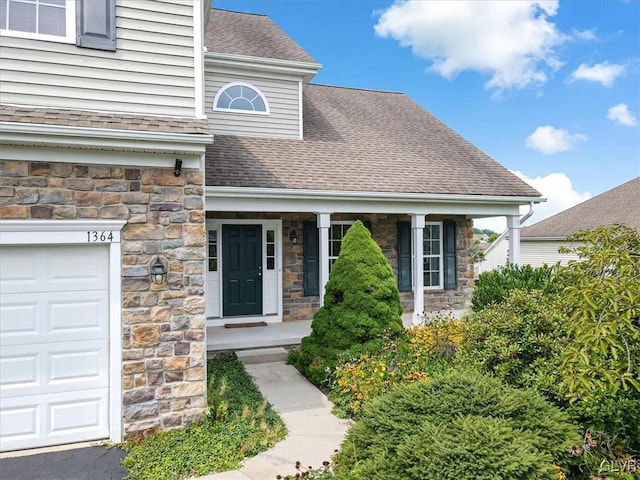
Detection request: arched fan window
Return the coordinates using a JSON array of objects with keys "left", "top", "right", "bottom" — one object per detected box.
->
[{"left": 213, "top": 82, "right": 269, "bottom": 114}]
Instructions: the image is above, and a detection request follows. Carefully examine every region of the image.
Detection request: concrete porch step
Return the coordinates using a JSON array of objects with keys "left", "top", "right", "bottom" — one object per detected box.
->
[{"left": 236, "top": 347, "right": 289, "bottom": 365}]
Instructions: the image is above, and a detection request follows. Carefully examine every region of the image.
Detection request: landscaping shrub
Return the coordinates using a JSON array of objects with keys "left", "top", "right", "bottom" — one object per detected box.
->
[
  {"left": 292, "top": 220, "right": 403, "bottom": 385},
  {"left": 120, "top": 355, "right": 286, "bottom": 480},
  {"left": 330, "top": 316, "right": 462, "bottom": 417},
  {"left": 335, "top": 371, "right": 582, "bottom": 480},
  {"left": 458, "top": 289, "right": 567, "bottom": 400},
  {"left": 471, "top": 262, "right": 556, "bottom": 312},
  {"left": 556, "top": 224, "right": 640, "bottom": 454}
]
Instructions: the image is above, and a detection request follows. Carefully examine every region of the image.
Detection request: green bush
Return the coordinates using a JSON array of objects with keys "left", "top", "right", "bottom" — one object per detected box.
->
[
  {"left": 471, "top": 263, "right": 556, "bottom": 312},
  {"left": 458, "top": 289, "right": 567, "bottom": 400},
  {"left": 335, "top": 371, "right": 581, "bottom": 480},
  {"left": 120, "top": 355, "right": 286, "bottom": 480},
  {"left": 555, "top": 224, "right": 640, "bottom": 453},
  {"left": 293, "top": 220, "right": 403, "bottom": 385}
]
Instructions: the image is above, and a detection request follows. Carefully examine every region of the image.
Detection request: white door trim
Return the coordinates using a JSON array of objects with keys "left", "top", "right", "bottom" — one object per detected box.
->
[
  {"left": 0, "top": 219, "right": 125, "bottom": 445},
  {"left": 205, "top": 219, "right": 283, "bottom": 326}
]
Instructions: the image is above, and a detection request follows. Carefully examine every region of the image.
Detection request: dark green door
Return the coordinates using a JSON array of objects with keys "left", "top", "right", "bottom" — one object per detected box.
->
[{"left": 222, "top": 225, "right": 262, "bottom": 317}]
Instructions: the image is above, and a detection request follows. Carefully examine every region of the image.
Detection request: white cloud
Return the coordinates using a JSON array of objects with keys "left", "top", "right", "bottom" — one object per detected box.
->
[
  {"left": 473, "top": 171, "right": 591, "bottom": 232},
  {"left": 525, "top": 125, "right": 587, "bottom": 154},
  {"left": 374, "top": 1, "right": 566, "bottom": 93},
  {"left": 572, "top": 28, "right": 597, "bottom": 41},
  {"left": 569, "top": 61, "right": 626, "bottom": 87},
  {"left": 607, "top": 103, "right": 638, "bottom": 126}
]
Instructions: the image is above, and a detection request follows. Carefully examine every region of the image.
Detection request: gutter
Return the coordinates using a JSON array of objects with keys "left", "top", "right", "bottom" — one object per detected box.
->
[
  {"left": 1, "top": 122, "right": 213, "bottom": 154},
  {"left": 206, "top": 186, "right": 544, "bottom": 206}
]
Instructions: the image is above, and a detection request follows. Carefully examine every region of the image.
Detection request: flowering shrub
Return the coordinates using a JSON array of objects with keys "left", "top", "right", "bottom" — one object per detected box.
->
[{"left": 329, "top": 317, "right": 463, "bottom": 417}]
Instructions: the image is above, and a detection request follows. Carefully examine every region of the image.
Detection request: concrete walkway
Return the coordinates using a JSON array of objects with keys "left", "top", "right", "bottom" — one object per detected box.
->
[{"left": 196, "top": 362, "right": 351, "bottom": 480}]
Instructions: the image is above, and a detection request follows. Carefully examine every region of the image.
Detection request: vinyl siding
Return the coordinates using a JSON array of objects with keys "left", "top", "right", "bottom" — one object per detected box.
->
[
  {"left": 205, "top": 67, "right": 301, "bottom": 139},
  {"left": 520, "top": 240, "right": 581, "bottom": 268},
  {"left": 0, "top": 0, "right": 197, "bottom": 116}
]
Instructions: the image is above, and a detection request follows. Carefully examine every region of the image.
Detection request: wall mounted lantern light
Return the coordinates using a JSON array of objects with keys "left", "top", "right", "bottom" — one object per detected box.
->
[
  {"left": 289, "top": 229, "right": 298, "bottom": 245},
  {"left": 150, "top": 257, "right": 168, "bottom": 285}
]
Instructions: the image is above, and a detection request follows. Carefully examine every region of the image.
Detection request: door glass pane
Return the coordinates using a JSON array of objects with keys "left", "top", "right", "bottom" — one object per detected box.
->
[{"left": 266, "top": 230, "right": 274, "bottom": 242}]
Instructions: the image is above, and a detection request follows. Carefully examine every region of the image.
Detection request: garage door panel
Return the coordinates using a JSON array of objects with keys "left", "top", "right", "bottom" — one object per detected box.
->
[
  {"left": 0, "top": 389, "right": 109, "bottom": 452},
  {"left": 0, "top": 291, "right": 108, "bottom": 346},
  {"left": 0, "top": 245, "right": 109, "bottom": 294},
  {"left": 1, "top": 341, "right": 109, "bottom": 398},
  {"left": 0, "top": 300, "right": 39, "bottom": 337},
  {"left": 0, "top": 243, "right": 111, "bottom": 451}
]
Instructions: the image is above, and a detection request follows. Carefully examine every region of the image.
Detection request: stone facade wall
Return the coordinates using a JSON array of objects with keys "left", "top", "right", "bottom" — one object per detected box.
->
[
  {"left": 205, "top": 212, "right": 474, "bottom": 321},
  {"left": 0, "top": 160, "right": 207, "bottom": 439}
]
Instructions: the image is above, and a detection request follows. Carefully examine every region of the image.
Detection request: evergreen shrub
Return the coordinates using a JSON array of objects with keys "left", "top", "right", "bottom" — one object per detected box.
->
[
  {"left": 293, "top": 221, "right": 403, "bottom": 385},
  {"left": 335, "top": 371, "right": 581, "bottom": 480},
  {"left": 471, "top": 263, "right": 556, "bottom": 312}
]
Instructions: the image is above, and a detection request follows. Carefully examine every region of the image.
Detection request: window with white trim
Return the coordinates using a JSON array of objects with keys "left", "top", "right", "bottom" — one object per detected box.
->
[
  {"left": 0, "top": 0, "right": 75, "bottom": 42},
  {"left": 213, "top": 82, "right": 269, "bottom": 114},
  {"left": 423, "top": 222, "right": 443, "bottom": 289},
  {"left": 329, "top": 221, "right": 353, "bottom": 271}
]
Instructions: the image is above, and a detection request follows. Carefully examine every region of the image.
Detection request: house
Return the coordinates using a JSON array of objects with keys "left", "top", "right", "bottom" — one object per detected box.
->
[
  {"left": 0, "top": 0, "right": 212, "bottom": 451},
  {"left": 520, "top": 176, "right": 640, "bottom": 267},
  {"left": 203, "top": 9, "right": 541, "bottom": 327},
  {"left": 0, "top": 4, "right": 541, "bottom": 452}
]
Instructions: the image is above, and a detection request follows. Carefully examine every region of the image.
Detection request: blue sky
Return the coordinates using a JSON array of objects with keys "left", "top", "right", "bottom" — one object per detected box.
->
[{"left": 213, "top": 0, "right": 639, "bottom": 232}]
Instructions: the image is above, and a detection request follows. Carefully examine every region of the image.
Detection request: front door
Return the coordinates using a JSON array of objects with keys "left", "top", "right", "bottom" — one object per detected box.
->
[{"left": 222, "top": 225, "right": 262, "bottom": 317}]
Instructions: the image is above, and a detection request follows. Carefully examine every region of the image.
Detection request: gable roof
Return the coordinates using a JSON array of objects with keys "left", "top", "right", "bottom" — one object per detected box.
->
[
  {"left": 206, "top": 84, "right": 541, "bottom": 197},
  {"left": 522, "top": 176, "right": 640, "bottom": 238},
  {"left": 205, "top": 9, "right": 317, "bottom": 64}
]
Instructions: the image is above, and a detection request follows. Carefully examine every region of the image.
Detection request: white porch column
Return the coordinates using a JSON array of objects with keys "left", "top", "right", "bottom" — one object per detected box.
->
[
  {"left": 411, "top": 214, "right": 425, "bottom": 323},
  {"left": 507, "top": 215, "right": 521, "bottom": 264},
  {"left": 316, "top": 212, "right": 331, "bottom": 306}
]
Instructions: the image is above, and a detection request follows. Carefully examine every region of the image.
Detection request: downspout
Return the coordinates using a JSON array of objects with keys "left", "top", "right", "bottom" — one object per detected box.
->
[{"left": 477, "top": 202, "right": 535, "bottom": 274}]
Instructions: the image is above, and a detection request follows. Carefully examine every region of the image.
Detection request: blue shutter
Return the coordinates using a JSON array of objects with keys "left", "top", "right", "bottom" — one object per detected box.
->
[
  {"left": 76, "top": 0, "right": 116, "bottom": 51},
  {"left": 303, "top": 221, "right": 319, "bottom": 296},
  {"left": 397, "top": 221, "right": 412, "bottom": 292},
  {"left": 443, "top": 220, "right": 457, "bottom": 290}
]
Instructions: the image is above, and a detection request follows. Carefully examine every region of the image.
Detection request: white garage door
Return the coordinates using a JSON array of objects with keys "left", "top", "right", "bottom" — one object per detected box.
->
[{"left": 0, "top": 244, "right": 110, "bottom": 452}]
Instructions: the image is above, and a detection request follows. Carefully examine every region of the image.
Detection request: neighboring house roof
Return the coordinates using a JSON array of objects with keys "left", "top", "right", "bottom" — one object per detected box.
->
[
  {"left": 521, "top": 176, "right": 640, "bottom": 239},
  {"left": 0, "top": 105, "right": 210, "bottom": 135},
  {"left": 205, "top": 84, "right": 541, "bottom": 197},
  {"left": 205, "top": 9, "right": 317, "bottom": 64}
]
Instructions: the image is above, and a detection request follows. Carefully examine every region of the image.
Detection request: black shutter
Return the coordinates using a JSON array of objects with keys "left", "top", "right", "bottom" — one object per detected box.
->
[
  {"left": 443, "top": 220, "right": 457, "bottom": 289},
  {"left": 303, "top": 221, "right": 319, "bottom": 296},
  {"left": 397, "top": 221, "right": 412, "bottom": 292},
  {"left": 76, "top": 0, "right": 116, "bottom": 51}
]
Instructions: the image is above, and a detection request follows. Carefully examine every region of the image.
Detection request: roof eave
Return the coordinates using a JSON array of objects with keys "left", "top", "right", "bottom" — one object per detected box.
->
[
  {"left": 205, "top": 52, "right": 322, "bottom": 82},
  {"left": 206, "top": 185, "right": 544, "bottom": 215},
  {"left": 1, "top": 122, "right": 213, "bottom": 168}
]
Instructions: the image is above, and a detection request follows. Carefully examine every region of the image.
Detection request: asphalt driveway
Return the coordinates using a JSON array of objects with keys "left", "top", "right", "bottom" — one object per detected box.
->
[{"left": 0, "top": 445, "right": 128, "bottom": 480}]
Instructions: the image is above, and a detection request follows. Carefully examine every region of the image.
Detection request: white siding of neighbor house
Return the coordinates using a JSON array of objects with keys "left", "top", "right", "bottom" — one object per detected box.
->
[
  {"left": 476, "top": 234, "right": 509, "bottom": 275},
  {"left": 205, "top": 67, "right": 301, "bottom": 139},
  {"left": 520, "top": 240, "right": 581, "bottom": 268},
  {"left": 0, "top": 0, "right": 197, "bottom": 116}
]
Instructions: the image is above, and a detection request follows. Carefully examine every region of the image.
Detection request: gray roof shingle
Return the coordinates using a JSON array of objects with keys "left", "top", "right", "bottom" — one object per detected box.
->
[
  {"left": 522, "top": 176, "right": 640, "bottom": 238},
  {"left": 205, "top": 9, "right": 317, "bottom": 64},
  {"left": 206, "top": 84, "right": 541, "bottom": 197},
  {"left": 0, "top": 105, "right": 210, "bottom": 135}
]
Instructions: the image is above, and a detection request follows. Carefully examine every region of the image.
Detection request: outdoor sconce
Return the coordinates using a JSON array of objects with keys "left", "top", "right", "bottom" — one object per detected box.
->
[
  {"left": 174, "top": 159, "right": 182, "bottom": 177},
  {"left": 150, "top": 257, "right": 168, "bottom": 285},
  {"left": 289, "top": 229, "right": 298, "bottom": 244}
]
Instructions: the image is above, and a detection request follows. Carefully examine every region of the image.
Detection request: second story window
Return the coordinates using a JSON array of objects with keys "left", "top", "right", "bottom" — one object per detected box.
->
[
  {"left": 1, "top": 0, "right": 75, "bottom": 42},
  {"left": 213, "top": 82, "right": 269, "bottom": 114}
]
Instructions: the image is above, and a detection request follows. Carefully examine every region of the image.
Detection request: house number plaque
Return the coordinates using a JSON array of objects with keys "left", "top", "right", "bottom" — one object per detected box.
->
[{"left": 87, "top": 231, "right": 115, "bottom": 242}]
